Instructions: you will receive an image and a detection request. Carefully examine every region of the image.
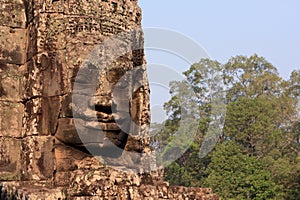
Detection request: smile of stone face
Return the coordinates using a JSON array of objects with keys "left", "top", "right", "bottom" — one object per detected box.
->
[{"left": 55, "top": 64, "right": 133, "bottom": 158}]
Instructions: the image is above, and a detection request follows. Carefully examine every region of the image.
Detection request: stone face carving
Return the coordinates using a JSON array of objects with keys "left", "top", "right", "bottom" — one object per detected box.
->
[{"left": 0, "top": 0, "right": 219, "bottom": 199}]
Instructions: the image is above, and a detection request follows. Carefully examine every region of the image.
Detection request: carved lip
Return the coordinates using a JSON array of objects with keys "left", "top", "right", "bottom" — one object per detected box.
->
[
  {"left": 83, "top": 108, "right": 115, "bottom": 122},
  {"left": 84, "top": 121, "right": 120, "bottom": 131}
]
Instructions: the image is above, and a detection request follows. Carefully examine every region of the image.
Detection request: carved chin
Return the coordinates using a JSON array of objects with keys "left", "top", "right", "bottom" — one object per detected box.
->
[{"left": 55, "top": 96, "right": 131, "bottom": 157}]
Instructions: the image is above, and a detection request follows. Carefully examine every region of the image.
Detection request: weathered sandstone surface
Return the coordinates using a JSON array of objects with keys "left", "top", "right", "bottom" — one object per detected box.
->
[{"left": 0, "top": 0, "right": 219, "bottom": 199}]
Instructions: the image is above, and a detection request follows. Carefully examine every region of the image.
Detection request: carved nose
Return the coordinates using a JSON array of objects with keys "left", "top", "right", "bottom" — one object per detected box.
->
[
  {"left": 88, "top": 95, "right": 130, "bottom": 132},
  {"left": 77, "top": 96, "right": 114, "bottom": 122},
  {"left": 95, "top": 103, "right": 112, "bottom": 114},
  {"left": 89, "top": 96, "right": 113, "bottom": 113},
  {"left": 88, "top": 95, "right": 129, "bottom": 128}
]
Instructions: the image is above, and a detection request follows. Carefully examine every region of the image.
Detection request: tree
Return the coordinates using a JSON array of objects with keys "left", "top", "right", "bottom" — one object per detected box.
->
[
  {"left": 288, "top": 70, "right": 300, "bottom": 98},
  {"left": 222, "top": 56, "right": 300, "bottom": 199},
  {"left": 156, "top": 59, "right": 225, "bottom": 184},
  {"left": 224, "top": 96, "right": 284, "bottom": 157},
  {"left": 155, "top": 55, "right": 299, "bottom": 199},
  {"left": 224, "top": 54, "right": 282, "bottom": 102},
  {"left": 203, "top": 142, "right": 282, "bottom": 200},
  {"left": 163, "top": 143, "right": 210, "bottom": 187}
]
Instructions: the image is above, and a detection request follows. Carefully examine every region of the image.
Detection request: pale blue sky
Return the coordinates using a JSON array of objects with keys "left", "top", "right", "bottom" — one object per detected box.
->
[
  {"left": 139, "top": 0, "right": 300, "bottom": 123},
  {"left": 139, "top": 0, "right": 300, "bottom": 80}
]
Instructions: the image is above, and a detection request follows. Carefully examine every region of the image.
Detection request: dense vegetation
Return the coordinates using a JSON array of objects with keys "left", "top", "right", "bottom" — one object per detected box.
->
[{"left": 152, "top": 54, "right": 300, "bottom": 199}]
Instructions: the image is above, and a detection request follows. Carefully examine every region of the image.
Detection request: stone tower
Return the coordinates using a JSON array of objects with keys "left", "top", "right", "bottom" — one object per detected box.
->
[{"left": 0, "top": 0, "right": 219, "bottom": 199}]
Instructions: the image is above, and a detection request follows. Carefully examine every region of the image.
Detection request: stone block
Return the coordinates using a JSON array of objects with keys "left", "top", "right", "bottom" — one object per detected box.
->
[
  {"left": 54, "top": 156, "right": 105, "bottom": 188},
  {"left": 63, "top": 16, "right": 107, "bottom": 43},
  {"left": 0, "top": 102, "right": 24, "bottom": 138},
  {"left": 44, "top": 0, "right": 65, "bottom": 13},
  {"left": 54, "top": 143, "right": 89, "bottom": 173},
  {"left": 55, "top": 118, "right": 111, "bottom": 145},
  {"left": 23, "top": 57, "right": 41, "bottom": 98},
  {"left": 26, "top": 13, "right": 69, "bottom": 57},
  {"left": 0, "top": 0, "right": 26, "bottom": 28},
  {"left": 0, "top": 182, "right": 67, "bottom": 200},
  {"left": 54, "top": 154, "right": 105, "bottom": 187},
  {"left": 26, "top": 13, "right": 66, "bottom": 58},
  {"left": 0, "top": 63, "right": 26, "bottom": 101},
  {"left": 21, "top": 136, "right": 55, "bottom": 181},
  {"left": 24, "top": 53, "right": 66, "bottom": 101},
  {"left": 60, "top": 94, "right": 73, "bottom": 118},
  {"left": 69, "top": 197, "right": 103, "bottom": 200},
  {"left": 25, "top": 0, "right": 65, "bottom": 23},
  {"left": 24, "top": 52, "right": 73, "bottom": 98},
  {"left": 68, "top": 169, "right": 108, "bottom": 196},
  {"left": 36, "top": 13, "right": 66, "bottom": 52},
  {"left": 64, "top": 0, "right": 104, "bottom": 16},
  {"left": 140, "top": 185, "right": 159, "bottom": 197},
  {"left": 55, "top": 118, "right": 84, "bottom": 145},
  {"left": 0, "top": 27, "right": 27, "bottom": 65},
  {"left": 54, "top": 171, "right": 73, "bottom": 187},
  {"left": 39, "top": 54, "right": 64, "bottom": 97},
  {"left": 22, "top": 98, "right": 41, "bottom": 136},
  {"left": 40, "top": 96, "right": 61, "bottom": 135},
  {"left": 26, "top": 16, "right": 38, "bottom": 61},
  {"left": 125, "top": 135, "right": 144, "bottom": 152},
  {"left": 0, "top": 138, "right": 22, "bottom": 181}
]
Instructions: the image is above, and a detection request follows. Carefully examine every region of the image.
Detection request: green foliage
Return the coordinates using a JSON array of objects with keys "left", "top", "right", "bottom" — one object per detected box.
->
[
  {"left": 224, "top": 54, "right": 281, "bottom": 101},
  {"left": 262, "top": 156, "right": 300, "bottom": 199},
  {"left": 164, "top": 143, "right": 210, "bottom": 187},
  {"left": 203, "top": 142, "right": 282, "bottom": 200},
  {"left": 288, "top": 70, "right": 300, "bottom": 98},
  {"left": 224, "top": 96, "right": 284, "bottom": 157},
  {"left": 156, "top": 54, "right": 300, "bottom": 199}
]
